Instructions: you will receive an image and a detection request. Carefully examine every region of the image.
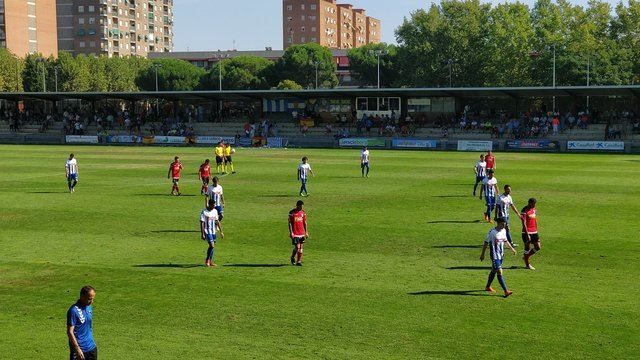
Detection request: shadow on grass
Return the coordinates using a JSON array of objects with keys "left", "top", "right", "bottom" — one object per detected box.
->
[
  {"left": 28, "top": 191, "right": 69, "bottom": 194},
  {"left": 408, "top": 289, "right": 488, "bottom": 297},
  {"left": 133, "top": 264, "right": 202, "bottom": 268},
  {"left": 134, "top": 194, "right": 197, "bottom": 197},
  {"left": 151, "top": 230, "right": 199, "bottom": 234},
  {"left": 431, "top": 195, "right": 469, "bottom": 198},
  {"left": 433, "top": 245, "right": 483, "bottom": 249},
  {"left": 447, "top": 266, "right": 519, "bottom": 270},
  {"left": 257, "top": 195, "right": 298, "bottom": 198},
  {"left": 428, "top": 220, "right": 482, "bottom": 224},
  {"left": 224, "top": 264, "right": 287, "bottom": 268}
]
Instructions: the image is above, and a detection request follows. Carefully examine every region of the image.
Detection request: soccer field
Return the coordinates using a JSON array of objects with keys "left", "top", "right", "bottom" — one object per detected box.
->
[{"left": 0, "top": 145, "right": 638, "bottom": 359}]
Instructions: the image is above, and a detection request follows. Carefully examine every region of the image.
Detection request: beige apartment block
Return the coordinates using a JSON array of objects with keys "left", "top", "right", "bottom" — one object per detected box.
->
[
  {"left": 283, "top": 0, "right": 380, "bottom": 49},
  {"left": 0, "top": 0, "right": 58, "bottom": 57},
  {"left": 57, "top": 0, "right": 173, "bottom": 58}
]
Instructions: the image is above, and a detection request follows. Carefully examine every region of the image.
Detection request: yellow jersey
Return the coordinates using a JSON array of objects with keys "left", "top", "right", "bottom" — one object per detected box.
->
[
  {"left": 224, "top": 146, "right": 232, "bottom": 156},
  {"left": 214, "top": 146, "right": 224, "bottom": 157}
]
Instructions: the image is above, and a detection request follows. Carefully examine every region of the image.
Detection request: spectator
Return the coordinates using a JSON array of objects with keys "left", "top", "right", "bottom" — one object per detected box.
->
[{"left": 633, "top": 119, "right": 640, "bottom": 134}]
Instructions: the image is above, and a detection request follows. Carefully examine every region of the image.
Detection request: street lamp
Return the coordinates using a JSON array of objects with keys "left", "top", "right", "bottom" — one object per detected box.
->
[
  {"left": 369, "top": 49, "right": 387, "bottom": 89},
  {"left": 311, "top": 61, "right": 319, "bottom": 89},
  {"left": 54, "top": 65, "right": 60, "bottom": 92},
  {"left": 217, "top": 50, "right": 224, "bottom": 91},
  {"left": 440, "top": 59, "right": 454, "bottom": 87},
  {"left": 38, "top": 58, "right": 47, "bottom": 92},
  {"left": 153, "top": 63, "right": 162, "bottom": 115},
  {"left": 530, "top": 44, "right": 559, "bottom": 112}
]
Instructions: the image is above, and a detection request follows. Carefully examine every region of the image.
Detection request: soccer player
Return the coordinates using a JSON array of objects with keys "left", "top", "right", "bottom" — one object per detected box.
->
[
  {"left": 297, "top": 156, "right": 314, "bottom": 197},
  {"left": 205, "top": 176, "right": 225, "bottom": 221},
  {"left": 289, "top": 200, "right": 308, "bottom": 266},
  {"left": 361, "top": 146, "right": 370, "bottom": 178},
  {"left": 198, "top": 159, "right": 212, "bottom": 195},
  {"left": 479, "top": 169, "right": 498, "bottom": 222},
  {"left": 224, "top": 142, "right": 236, "bottom": 174},
  {"left": 521, "top": 198, "right": 540, "bottom": 270},
  {"left": 65, "top": 153, "right": 79, "bottom": 193},
  {"left": 167, "top": 156, "right": 183, "bottom": 196},
  {"left": 473, "top": 154, "right": 486, "bottom": 196},
  {"left": 214, "top": 142, "right": 225, "bottom": 174},
  {"left": 200, "top": 199, "right": 224, "bottom": 267},
  {"left": 67, "top": 285, "right": 97, "bottom": 360},
  {"left": 485, "top": 150, "right": 496, "bottom": 171},
  {"left": 495, "top": 185, "right": 522, "bottom": 247},
  {"left": 480, "top": 217, "right": 516, "bottom": 298}
]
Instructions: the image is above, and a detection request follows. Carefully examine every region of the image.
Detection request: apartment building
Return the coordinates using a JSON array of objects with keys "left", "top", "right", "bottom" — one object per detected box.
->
[
  {"left": 0, "top": 0, "right": 58, "bottom": 57},
  {"left": 283, "top": 0, "right": 380, "bottom": 50},
  {"left": 57, "top": 0, "right": 173, "bottom": 57}
]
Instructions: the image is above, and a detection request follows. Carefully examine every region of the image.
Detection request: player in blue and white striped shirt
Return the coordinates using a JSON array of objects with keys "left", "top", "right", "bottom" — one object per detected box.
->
[
  {"left": 479, "top": 169, "right": 499, "bottom": 222},
  {"left": 480, "top": 217, "right": 517, "bottom": 297},
  {"left": 473, "top": 154, "right": 486, "bottom": 196},
  {"left": 495, "top": 185, "right": 523, "bottom": 247},
  {"left": 200, "top": 199, "right": 224, "bottom": 267}
]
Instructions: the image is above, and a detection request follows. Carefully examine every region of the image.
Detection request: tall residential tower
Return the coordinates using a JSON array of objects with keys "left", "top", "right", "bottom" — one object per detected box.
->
[{"left": 0, "top": 0, "right": 58, "bottom": 57}]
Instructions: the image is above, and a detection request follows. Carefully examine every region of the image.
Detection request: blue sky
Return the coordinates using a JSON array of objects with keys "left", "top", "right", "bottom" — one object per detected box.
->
[{"left": 173, "top": 0, "right": 617, "bottom": 51}]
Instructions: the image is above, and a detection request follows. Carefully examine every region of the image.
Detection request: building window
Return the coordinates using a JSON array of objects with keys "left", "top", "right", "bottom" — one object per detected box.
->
[
  {"left": 301, "top": 15, "right": 305, "bottom": 21},
  {"left": 78, "top": 5, "right": 84, "bottom": 13},
  {"left": 88, "top": 5, "right": 94, "bottom": 12},
  {"left": 310, "top": 4, "right": 317, "bottom": 10},
  {"left": 301, "top": 26, "right": 305, "bottom": 32},
  {"left": 79, "top": 17, "right": 85, "bottom": 25},
  {"left": 90, "top": 41, "right": 96, "bottom": 47},
  {"left": 287, "top": 5, "right": 292, "bottom": 11},
  {"left": 79, "top": 41, "right": 86, "bottom": 48},
  {"left": 300, "top": 4, "right": 305, "bottom": 10},
  {"left": 89, "top": 17, "right": 95, "bottom": 24},
  {"left": 301, "top": 36, "right": 305, "bottom": 42},
  {"left": 311, "top": 27, "right": 316, "bottom": 32}
]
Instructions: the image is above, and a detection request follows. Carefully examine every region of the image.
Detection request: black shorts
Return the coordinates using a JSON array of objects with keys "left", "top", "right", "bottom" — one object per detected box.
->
[
  {"left": 225, "top": 156, "right": 232, "bottom": 163},
  {"left": 291, "top": 237, "right": 306, "bottom": 245},
  {"left": 70, "top": 347, "right": 97, "bottom": 360},
  {"left": 522, "top": 233, "right": 540, "bottom": 244},
  {"left": 215, "top": 156, "right": 224, "bottom": 165},
  {"left": 201, "top": 176, "right": 210, "bottom": 185},
  {"left": 172, "top": 178, "right": 180, "bottom": 185}
]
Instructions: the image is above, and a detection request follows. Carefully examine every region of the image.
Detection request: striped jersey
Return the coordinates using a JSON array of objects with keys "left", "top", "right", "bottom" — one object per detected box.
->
[
  {"left": 485, "top": 228, "right": 508, "bottom": 260},
  {"left": 361, "top": 150, "right": 370, "bottom": 163},
  {"left": 207, "top": 185, "right": 224, "bottom": 206},
  {"left": 482, "top": 176, "right": 498, "bottom": 198},
  {"left": 66, "top": 158, "right": 78, "bottom": 174},
  {"left": 298, "top": 163, "right": 312, "bottom": 180},
  {"left": 474, "top": 160, "right": 486, "bottom": 177},
  {"left": 200, "top": 208, "right": 219, "bottom": 235},
  {"left": 497, "top": 194, "right": 513, "bottom": 218}
]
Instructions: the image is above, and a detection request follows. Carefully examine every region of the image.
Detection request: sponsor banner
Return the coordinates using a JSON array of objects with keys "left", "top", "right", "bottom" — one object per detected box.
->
[
  {"left": 392, "top": 139, "right": 438, "bottom": 149},
  {"left": 567, "top": 141, "right": 625, "bottom": 151},
  {"left": 196, "top": 136, "right": 236, "bottom": 145},
  {"left": 142, "top": 136, "right": 155, "bottom": 145},
  {"left": 457, "top": 140, "right": 493, "bottom": 151},
  {"left": 339, "top": 138, "right": 386, "bottom": 148},
  {"left": 299, "top": 119, "right": 315, "bottom": 127},
  {"left": 107, "top": 135, "right": 141, "bottom": 144},
  {"left": 267, "top": 137, "right": 289, "bottom": 148},
  {"left": 66, "top": 135, "right": 99, "bottom": 144},
  {"left": 154, "top": 136, "right": 187, "bottom": 144},
  {"left": 506, "top": 140, "right": 560, "bottom": 151},
  {"left": 237, "top": 137, "right": 252, "bottom": 147}
]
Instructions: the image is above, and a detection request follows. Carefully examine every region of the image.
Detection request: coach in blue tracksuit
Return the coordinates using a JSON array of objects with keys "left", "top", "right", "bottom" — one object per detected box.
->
[{"left": 67, "top": 286, "right": 97, "bottom": 360}]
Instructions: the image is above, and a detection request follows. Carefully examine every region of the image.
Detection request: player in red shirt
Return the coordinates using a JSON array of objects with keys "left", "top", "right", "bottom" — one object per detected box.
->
[
  {"left": 485, "top": 150, "right": 496, "bottom": 171},
  {"left": 198, "top": 159, "right": 212, "bottom": 195},
  {"left": 167, "top": 156, "right": 183, "bottom": 196},
  {"left": 521, "top": 198, "right": 540, "bottom": 270},
  {"left": 288, "top": 200, "right": 308, "bottom": 266}
]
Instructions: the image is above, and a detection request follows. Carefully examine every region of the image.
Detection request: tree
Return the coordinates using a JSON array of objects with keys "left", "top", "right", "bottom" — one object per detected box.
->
[
  {"left": 276, "top": 79, "right": 303, "bottom": 90},
  {"left": 347, "top": 43, "right": 398, "bottom": 87},
  {"left": 0, "top": 49, "right": 24, "bottom": 91},
  {"left": 274, "top": 43, "right": 338, "bottom": 88},
  {"left": 202, "top": 56, "right": 274, "bottom": 90},
  {"left": 57, "top": 52, "right": 91, "bottom": 92},
  {"left": 137, "top": 59, "right": 206, "bottom": 91}
]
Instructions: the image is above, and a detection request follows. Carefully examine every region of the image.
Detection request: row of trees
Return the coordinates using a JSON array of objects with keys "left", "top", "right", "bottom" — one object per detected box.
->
[
  {"left": 0, "top": 43, "right": 339, "bottom": 93},
  {"left": 1, "top": 0, "right": 638, "bottom": 92}
]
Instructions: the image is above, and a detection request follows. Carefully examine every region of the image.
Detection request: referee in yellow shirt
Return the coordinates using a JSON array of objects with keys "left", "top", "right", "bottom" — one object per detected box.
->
[
  {"left": 224, "top": 141, "right": 236, "bottom": 174},
  {"left": 214, "top": 142, "right": 225, "bottom": 174}
]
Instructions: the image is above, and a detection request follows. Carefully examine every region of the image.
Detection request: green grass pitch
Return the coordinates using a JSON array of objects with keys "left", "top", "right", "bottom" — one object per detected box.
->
[{"left": 0, "top": 145, "right": 638, "bottom": 359}]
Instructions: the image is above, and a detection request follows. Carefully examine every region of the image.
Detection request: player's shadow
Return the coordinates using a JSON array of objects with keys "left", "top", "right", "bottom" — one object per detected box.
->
[
  {"left": 428, "top": 220, "right": 481, "bottom": 224},
  {"left": 151, "top": 230, "right": 199, "bottom": 233},
  {"left": 431, "top": 195, "right": 469, "bottom": 198},
  {"left": 408, "top": 290, "right": 488, "bottom": 297},
  {"left": 257, "top": 195, "right": 298, "bottom": 198},
  {"left": 134, "top": 194, "right": 197, "bottom": 197},
  {"left": 28, "top": 191, "right": 68, "bottom": 194},
  {"left": 224, "top": 264, "right": 287, "bottom": 268},
  {"left": 432, "top": 245, "right": 483, "bottom": 249},
  {"left": 447, "top": 266, "right": 519, "bottom": 270},
  {"left": 133, "top": 264, "right": 202, "bottom": 268}
]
